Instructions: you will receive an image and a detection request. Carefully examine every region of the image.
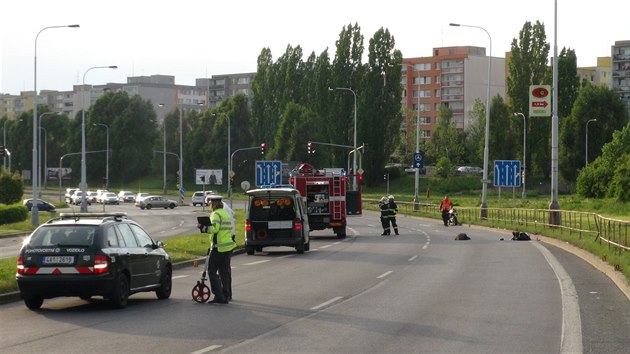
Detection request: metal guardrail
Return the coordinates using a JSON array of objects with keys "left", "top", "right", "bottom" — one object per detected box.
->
[{"left": 364, "top": 199, "right": 630, "bottom": 254}]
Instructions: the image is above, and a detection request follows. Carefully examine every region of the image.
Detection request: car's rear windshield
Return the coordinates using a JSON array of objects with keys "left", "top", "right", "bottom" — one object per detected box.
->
[
  {"left": 249, "top": 196, "right": 296, "bottom": 221},
  {"left": 29, "top": 226, "right": 97, "bottom": 247}
]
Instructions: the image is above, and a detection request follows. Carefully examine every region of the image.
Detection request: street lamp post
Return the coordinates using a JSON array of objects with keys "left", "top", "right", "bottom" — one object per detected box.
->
[
  {"left": 399, "top": 63, "right": 421, "bottom": 210},
  {"left": 330, "top": 87, "right": 358, "bottom": 190},
  {"left": 3, "top": 119, "right": 8, "bottom": 170},
  {"left": 39, "top": 111, "right": 58, "bottom": 191},
  {"left": 450, "top": 22, "right": 492, "bottom": 218},
  {"left": 32, "top": 24, "right": 79, "bottom": 226},
  {"left": 212, "top": 112, "right": 231, "bottom": 205},
  {"left": 514, "top": 113, "right": 527, "bottom": 199},
  {"left": 93, "top": 123, "right": 109, "bottom": 188},
  {"left": 81, "top": 65, "right": 117, "bottom": 212},
  {"left": 38, "top": 126, "right": 47, "bottom": 191},
  {"left": 158, "top": 104, "right": 166, "bottom": 193},
  {"left": 586, "top": 119, "right": 597, "bottom": 166}
]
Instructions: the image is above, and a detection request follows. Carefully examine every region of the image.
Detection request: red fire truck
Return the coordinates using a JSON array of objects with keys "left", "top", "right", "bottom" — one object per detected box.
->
[{"left": 289, "top": 163, "right": 362, "bottom": 238}]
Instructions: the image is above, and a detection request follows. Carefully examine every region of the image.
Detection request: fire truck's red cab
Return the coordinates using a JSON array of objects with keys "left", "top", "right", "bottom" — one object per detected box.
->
[{"left": 290, "top": 163, "right": 348, "bottom": 238}]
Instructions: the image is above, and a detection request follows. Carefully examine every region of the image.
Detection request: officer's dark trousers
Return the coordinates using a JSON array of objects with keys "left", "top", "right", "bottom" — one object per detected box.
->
[{"left": 208, "top": 248, "right": 230, "bottom": 302}]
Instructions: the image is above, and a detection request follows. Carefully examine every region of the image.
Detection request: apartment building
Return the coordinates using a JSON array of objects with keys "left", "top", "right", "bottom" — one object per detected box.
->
[
  {"left": 578, "top": 57, "right": 612, "bottom": 88},
  {"left": 612, "top": 40, "right": 630, "bottom": 113},
  {"left": 400, "top": 46, "right": 506, "bottom": 140},
  {"left": 0, "top": 72, "right": 255, "bottom": 123}
]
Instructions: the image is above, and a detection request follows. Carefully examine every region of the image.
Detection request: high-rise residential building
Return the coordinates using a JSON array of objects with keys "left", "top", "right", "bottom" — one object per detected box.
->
[
  {"left": 400, "top": 46, "right": 505, "bottom": 140},
  {"left": 611, "top": 40, "right": 630, "bottom": 113}
]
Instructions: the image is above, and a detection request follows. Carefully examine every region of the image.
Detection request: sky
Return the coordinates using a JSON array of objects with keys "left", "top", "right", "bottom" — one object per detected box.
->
[{"left": 1, "top": 0, "right": 628, "bottom": 95}]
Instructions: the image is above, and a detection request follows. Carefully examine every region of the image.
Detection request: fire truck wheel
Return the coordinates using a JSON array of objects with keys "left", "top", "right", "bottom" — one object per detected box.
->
[
  {"left": 296, "top": 242, "right": 305, "bottom": 254},
  {"left": 246, "top": 246, "right": 255, "bottom": 255}
]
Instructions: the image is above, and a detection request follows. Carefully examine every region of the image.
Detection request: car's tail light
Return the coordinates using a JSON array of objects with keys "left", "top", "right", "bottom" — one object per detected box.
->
[
  {"left": 17, "top": 256, "right": 24, "bottom": 275},
  {"left": 294, "top": 219, "right": 302, "bottom": 231},
  {"left": 245, "top": 220, "right": 251, "bottom": 232},
  {"left": 93, "top": 255, "right": 109, "bottom": 274}
]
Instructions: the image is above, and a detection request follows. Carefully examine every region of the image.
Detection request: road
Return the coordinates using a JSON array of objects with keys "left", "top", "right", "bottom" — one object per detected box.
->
[{"left": 1, "top": 211, "right": 629, "bottom": 353}]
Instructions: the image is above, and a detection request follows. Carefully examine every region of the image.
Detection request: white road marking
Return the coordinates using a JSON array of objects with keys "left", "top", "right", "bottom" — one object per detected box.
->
[
  {"left": 532, "top": 242, "right": 583, "bottom": 354},
  {"left": 243, "top": 260, "right": 271, "bottom": 266},
  {"left": 408, "top": 255, "right": 418, "bottom": 261},
  {"left": 320, "top": 245, "right": 331, "bottom": 249},
  {"left": 189, "top": 345, "right": 222, "bottom": 353},
  {"left": 377, "top": 271, "right": 393, "bottom": 279},
  {"left": 172, "top": 275, "right": 188, "bottom": 280},
  {"left": 310, "top": 296, "right": 343, "bottom": 310}
]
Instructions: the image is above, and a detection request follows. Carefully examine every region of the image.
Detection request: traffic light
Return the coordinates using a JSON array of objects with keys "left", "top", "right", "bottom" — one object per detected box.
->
[
  {"left": 260, "top": 143, "right": 266, "bottom": 155},
  {"left": 363, "top": 143, "right": 368, "bottom": 153},
  {"left": 307, "top": 142, "right": 314, "bottom": 154},
  {"left": 0, "top": 146, "right": 5, "bottom": 157},
  {"left": 229, "top": 176, "right": 235, "bottom": 186}
]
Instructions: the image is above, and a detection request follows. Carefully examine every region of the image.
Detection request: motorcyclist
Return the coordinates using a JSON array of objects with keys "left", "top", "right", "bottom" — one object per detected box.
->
[
  {"left": 387, "top": 195, "right": 399, "bottom": 235},
  {"left": 379, "top": 196, "right": 390, "bottom": 235},
  {"left": 439, "top": 195, "right": 452, "bottom": 226}
]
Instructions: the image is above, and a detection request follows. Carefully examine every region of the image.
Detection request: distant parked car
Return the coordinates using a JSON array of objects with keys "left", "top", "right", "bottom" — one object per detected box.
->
[
  {"left": 71, "top": 191, "right": 92, "bottom": 205},
  {"left": 456, "top": 166, "right": 483, "bottom": 175},
  {"left": 87, "top": 191, "right": 99, "bottom": 203},
  {"left": 135, "top": 196, "right": 177, "bottom": 210},
  {"left": 23, "top": 199, "right": 56, "bottom": 212},
  {"left": 135, "top": 193, "right": 150, "bottom": 202},
  {"left": 99, "top": 192, "right": 119, "bottom": 205},
  {"left": 118, "top": 191, "right": 136, "bottom": 203}
]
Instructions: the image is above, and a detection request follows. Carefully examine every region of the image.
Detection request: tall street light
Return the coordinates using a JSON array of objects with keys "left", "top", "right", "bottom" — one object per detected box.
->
[
  {"left": 330, "top": 87, "right": 358, "bottom": 190},
  {"left": 399, "top": 63, "right": 421, "bottom": 210},
  {"left": 39, "top": 111, "right": 58, "bottom": 191},
  {"left": 32, "top": 24, "right": 79, "bottom": 226},
  {"left": 586, "top": 119, "right": 597, "bottom": 166},
  {"left": 514, "top": 113, "right": 527, "bottom": 199},
  {"left": 3, "top": 119, "right": 9, "bottom": 170},
  {"left": 93, "top": 123, "right": 110, "bottom": 189},
  {"left": 81, "top": 65, "right": 117, "bottom": 212},
  {"left": 450, "top": 22, "right": 492, "bottom": 218},
  {"left": 158, "top": 103, "right": 166, "bottom": 193},
  {"left": 212, "top": 112, "right": 231, "bottom": 205},
  {"left": 178, "top": 101, "right": 204, "bottom": 202},
  {"left": 38, "top": 126, "right": 47, "bottom": 190}
]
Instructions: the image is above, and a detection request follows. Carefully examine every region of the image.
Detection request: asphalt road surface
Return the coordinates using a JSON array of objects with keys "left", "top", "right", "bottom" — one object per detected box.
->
[{"left": 1, "top": 211, "right": 629, "bottom": 353}]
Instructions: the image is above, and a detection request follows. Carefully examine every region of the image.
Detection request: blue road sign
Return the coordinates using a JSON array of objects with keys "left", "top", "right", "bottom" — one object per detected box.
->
[
  {"left": 256, "top": 160, "right": 282, "bottom": 186},
  {"left": 493, "top": 160, "right": 521, "bottom": 187},
  {"left": 412, "top": 152, "right": 425, "bottom": 169}
]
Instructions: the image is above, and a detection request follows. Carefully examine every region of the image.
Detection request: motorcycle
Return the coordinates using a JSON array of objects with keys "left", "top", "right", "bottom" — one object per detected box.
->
[{"left": 448, "top": 207, "right": 458, "bottom": 226}]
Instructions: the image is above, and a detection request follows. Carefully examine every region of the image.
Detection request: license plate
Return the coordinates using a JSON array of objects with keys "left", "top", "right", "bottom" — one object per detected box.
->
[
  {"left": 42, "top": 256, "right": 75, "bottom": 265},
  {"left": 268, "top": 221, "right": 293, "bottom": 229}
]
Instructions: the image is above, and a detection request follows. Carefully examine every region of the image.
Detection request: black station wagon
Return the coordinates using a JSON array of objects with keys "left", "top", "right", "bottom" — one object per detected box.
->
[{"left": 16, "top": 213, "right": 172, "bottom": 310}]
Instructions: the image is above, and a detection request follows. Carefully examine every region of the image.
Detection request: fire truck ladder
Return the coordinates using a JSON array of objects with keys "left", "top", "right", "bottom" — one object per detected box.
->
[{"left": 332, "top": 176, "right": 342, "bottom": 220}]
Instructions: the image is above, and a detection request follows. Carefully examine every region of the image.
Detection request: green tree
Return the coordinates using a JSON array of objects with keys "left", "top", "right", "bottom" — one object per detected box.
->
[
  {"left": 488, "top": 95, "right": 516, "bottom": 163},
  {"left": 464, "top": 98, "right": 486, "bottom": 166},
  {"left": 359, "top": 27, "right": 402, "bottom": 185},
  {"left": 507, "top": 21, "right": 550, "bottom": 180},
  {"left": 560, "top": 83, "right": 630, "bottom": 182},
  {"left": 87, "top": 92, "right": 159, "bottom": 186},
  {"left": 576, "top": 120, "right": 630, "bottom": 198}
]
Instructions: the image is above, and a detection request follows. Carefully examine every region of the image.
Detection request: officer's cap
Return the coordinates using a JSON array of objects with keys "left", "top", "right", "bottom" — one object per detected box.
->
[{"left": 206, "top": 194, "right": 223, "bottom": 201}]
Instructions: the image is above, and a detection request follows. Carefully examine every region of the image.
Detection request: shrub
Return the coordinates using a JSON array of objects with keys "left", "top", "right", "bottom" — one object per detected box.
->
[{"left": 0, "top": 169, "right": 23, "bottom": 205}]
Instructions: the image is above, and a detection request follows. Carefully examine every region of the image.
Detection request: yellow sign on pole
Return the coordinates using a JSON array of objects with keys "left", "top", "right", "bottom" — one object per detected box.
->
[{"left": 529, "top": 85, "right": 551, "bottom": 117}]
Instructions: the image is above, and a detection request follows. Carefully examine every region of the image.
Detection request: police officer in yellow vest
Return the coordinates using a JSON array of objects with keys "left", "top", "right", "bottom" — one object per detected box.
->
[{"left": 206, "top": 194, "right": 236, "bottom": 304}]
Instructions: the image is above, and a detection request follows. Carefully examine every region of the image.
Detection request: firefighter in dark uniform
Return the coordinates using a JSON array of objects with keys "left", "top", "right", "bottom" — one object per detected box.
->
[
  {"left": 387, "top": 195, "right": 399, "bottom": 235},
  {"left": 379, "top": 196, "right": 390, "bottom": 235}
]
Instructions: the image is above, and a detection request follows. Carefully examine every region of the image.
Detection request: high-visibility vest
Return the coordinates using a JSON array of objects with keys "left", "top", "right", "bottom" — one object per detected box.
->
[{"left": 210, "top": 208, "right": 236, "bottom": 253}]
